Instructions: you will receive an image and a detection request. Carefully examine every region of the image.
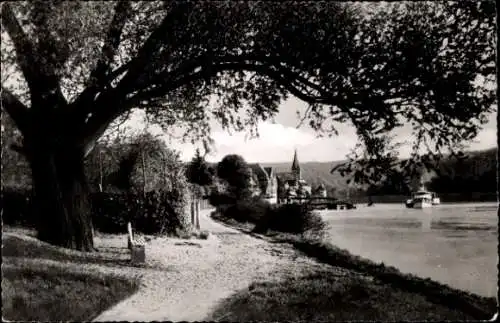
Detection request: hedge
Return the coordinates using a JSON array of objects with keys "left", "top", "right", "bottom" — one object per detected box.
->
[
  {"left": 254, "top": 203, "right": 326, "bottom": 238},
  {"left": 214, "top": 197, "right": 326, "bottom": 238},
  {"left": 217, "top": 197, "right": 272, "bottom": 224},
  {"left": 1, "top": 188, "right": 190, "bottom": 235}
]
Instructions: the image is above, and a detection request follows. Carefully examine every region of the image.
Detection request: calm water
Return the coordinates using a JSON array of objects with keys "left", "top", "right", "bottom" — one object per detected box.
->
[{"left": 320, "top": 202, "right": 498, "bottom": 297}]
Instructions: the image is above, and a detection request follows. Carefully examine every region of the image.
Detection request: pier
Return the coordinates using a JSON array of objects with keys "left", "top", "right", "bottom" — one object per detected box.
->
[{"left": 282, "top": 197, "right": 356, "bottom": 210}]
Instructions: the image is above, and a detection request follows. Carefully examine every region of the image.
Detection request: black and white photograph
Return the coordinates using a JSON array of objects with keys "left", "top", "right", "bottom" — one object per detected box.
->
[{"left": 1, "top": 1, "right": 497, "bottom": 321}]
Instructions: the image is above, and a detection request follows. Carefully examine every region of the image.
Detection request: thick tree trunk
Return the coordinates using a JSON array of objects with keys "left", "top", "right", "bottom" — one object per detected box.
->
[{"left": 28, "top": 143, "right": 95, "bottom": 251}]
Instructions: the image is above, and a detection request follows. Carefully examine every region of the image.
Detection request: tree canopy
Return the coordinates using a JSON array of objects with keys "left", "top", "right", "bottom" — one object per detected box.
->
[
  {"left": 186, "top": 148, "right": 214, "bottom": 189},
  {"left": 2, "top": 1, "right": 495, "bottom": 159},
  {"left": 217, "top": 154, "right": 253, "bottom": 200}
]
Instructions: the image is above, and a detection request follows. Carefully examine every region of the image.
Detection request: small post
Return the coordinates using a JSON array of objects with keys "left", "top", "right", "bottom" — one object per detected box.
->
[
  {"left": 190, "top": 199, "right": 196, "bottom": 227},
  {"left": 195, "top": 198, "right": 200, "bottom": 230}
]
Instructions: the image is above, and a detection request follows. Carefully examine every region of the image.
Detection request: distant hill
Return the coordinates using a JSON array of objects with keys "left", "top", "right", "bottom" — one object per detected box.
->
[
  {"left": 262, "top": 147, "right": 497, "bottom": 195},
  {"left": 204, "top": 148, "right": 496, "bottom": 199}
]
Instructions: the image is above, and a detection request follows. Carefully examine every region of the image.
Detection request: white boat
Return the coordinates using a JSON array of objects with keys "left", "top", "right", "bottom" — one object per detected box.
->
[{"left": 406, "top": 186, "right": 440, "bottom": 209}]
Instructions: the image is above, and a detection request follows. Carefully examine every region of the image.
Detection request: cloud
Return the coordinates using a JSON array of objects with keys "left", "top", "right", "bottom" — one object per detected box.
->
[
  {"left": 106, "top": 103, "right": 497, "bottom": 164},
  {"left": 183, "top": 121, "right": 360, "bottom": 163}
]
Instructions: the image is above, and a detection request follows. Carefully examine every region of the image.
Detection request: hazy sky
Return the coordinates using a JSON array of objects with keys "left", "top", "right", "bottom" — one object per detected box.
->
[{"left": 125, "top": 97, "right": 497, "bottom": 163}]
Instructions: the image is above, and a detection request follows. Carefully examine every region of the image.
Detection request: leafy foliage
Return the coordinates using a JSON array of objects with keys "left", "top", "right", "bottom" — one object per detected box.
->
[
  {"left": 1, "top": 189, "right": 190, "bottom": 235},
  {"left": 217, "top": 197, "right": 273, "bottom": 224},
  {"left": 329, "top": 1, "right": 496, "bottom": 184},
  {"left": 1, "top": 113, "right": 31, "bottom": 188},
  {"left": 85, "top": 131, "right": 187, "bottom": 194},
  {"left": 217, "top": 154, "right": 253, "bottom": 200},
  {"left": 186, "top": 148, "right": 214, "bottom": 186},
  {"left": 1, "top": 1, "right": 495, "bottom": 249},
  {"left": 254, "top": 204, "right": 326, "bottom": 239},
  {"left": 2, "top": 1, "right": 495, "bottom": 167}
]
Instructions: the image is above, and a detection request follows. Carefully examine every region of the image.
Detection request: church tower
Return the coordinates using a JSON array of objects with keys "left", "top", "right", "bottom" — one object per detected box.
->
[{"left": 291, "top": 149, "right": 301, "bottom": 182}]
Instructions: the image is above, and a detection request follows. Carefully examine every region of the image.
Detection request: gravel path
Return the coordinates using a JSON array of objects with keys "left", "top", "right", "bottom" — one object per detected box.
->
[{"left": 92, "top": 209, "right": 336, "bottom": 322}]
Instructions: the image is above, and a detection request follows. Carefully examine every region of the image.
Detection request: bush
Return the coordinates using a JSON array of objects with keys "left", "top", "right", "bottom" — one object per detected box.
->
[
  {"left": 220, "top": 197, "right": 272, "bottom": 224},
  {"left": 254, "top": 204, "right": 326, "bottom": 238},
  {"left": 0, "top": 189, "right": 35, "bottom": 228},
  {"left": 2, "top": 188, "right": 190, "bottom": 236},
  {"left": 92, "top": 190, "right": 190, "bottom": 235},
  {"left": 208, "top": 192, "right": 236, "bottom": 207},
  {"left": 133, "top": 189, "right": 190, "bottom": 235}
]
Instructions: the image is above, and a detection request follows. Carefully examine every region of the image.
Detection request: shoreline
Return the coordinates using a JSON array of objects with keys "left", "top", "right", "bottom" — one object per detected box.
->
[{"left": 209, "top": 211, "right": 498, "bottom": 320}]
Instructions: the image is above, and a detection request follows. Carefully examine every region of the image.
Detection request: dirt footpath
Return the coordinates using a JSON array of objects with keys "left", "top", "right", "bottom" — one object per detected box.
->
[{"left": 93, "top": 209, "right": 336, "bottom": 322}]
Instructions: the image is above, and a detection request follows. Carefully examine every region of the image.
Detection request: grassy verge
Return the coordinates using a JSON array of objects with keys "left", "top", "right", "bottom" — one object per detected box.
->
[
  {"left": 2, "top": 266, "right": 139, "bottom": 321},
  {"left": 2, "top": 229, "right": 141, "bottom": 321},
  {"left": 210, "top": 210, "right": 498, "bottom": 320},
  {"left": 207, "top": 267, "right": 480, "bottom": 321}
]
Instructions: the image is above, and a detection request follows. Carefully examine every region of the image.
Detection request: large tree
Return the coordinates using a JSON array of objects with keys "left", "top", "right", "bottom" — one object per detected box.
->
[
  {"left": 186, "top": 148, "right": 214, "bottom": 188},
  {"left": 1, "top": 1, "right": 495, "bottom": 250},
  {"left": 217, "top": 154, "right": 253, "bottom": 200}
]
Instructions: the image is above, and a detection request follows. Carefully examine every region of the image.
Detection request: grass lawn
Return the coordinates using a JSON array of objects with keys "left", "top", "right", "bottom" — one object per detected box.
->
[
  {"left": 2, "top": 227, "right": 140, "bottom": 321},
  {"left": 2, "top": 267, "right": 138, "bottom": 321},
  {"left": 207, "top": 267, "right": 484, "bottom": 321}
]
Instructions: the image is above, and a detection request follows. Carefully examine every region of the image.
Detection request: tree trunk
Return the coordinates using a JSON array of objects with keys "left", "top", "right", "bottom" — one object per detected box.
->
[{"left": 28, "top": 143, "right": 95, "bottom": 251}]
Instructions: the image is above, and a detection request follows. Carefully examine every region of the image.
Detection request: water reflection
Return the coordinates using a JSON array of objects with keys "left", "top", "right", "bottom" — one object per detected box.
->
[{"left": 321, "top": 202, "right": 498, "bottom": 297}]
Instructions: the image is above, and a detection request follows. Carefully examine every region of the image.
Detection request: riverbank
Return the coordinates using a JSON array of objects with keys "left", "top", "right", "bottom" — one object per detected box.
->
[
  {"left": 210, "top": 212, "right": 498, "bottom": 321},
  {"left": 3, "top": 210, "right": 497, "bottom": 321},
  {"left": 2, "top": 211, "right": 338, "bottom": 321}
]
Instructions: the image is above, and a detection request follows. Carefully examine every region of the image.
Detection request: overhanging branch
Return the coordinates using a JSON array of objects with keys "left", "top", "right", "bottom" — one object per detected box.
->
[
  {"left": 117, "top": 2, "right": 193, "bottom": 92},
  {"left": 1, "top": 3, "right": 40, "bottom": 94},
  {"left": 32, "top": 1, "right": 70, "bottom": 72},
  {"left": 73, "top": 1, "right": 132, "bottom": 111}
]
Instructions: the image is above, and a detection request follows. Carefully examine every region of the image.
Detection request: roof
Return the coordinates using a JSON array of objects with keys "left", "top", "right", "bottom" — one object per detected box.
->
[
  {"left": 248, "top": 163, "right": 269, "bottom": 183},
  {"left": 291, "top": 149, "right": 300, "bottom": 171}
]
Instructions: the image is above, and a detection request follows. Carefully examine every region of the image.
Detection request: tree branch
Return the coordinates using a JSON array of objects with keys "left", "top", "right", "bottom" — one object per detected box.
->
[
  {"left": 1, "top": 3, "right": 40, "bottom": 94},
  {"left": 75, "top": 2, "right": 194, "bottom": 150},
  {"left": 73, "top": 1, "right": 132, "bottom": 110},
  {"left": 116, "top": 2, "right": 193, "bottom": 92},
  {"left": 32, "top": 1, "right": 70, "bottom": 71},
  {"left": 1, "top": 87, "right": 31, "bottom": 133}
]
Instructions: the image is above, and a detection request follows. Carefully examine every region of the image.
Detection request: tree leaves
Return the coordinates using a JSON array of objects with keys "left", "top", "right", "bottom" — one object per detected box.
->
[{"left": 2, "top": 1, "right": 496, "bottom": 186}]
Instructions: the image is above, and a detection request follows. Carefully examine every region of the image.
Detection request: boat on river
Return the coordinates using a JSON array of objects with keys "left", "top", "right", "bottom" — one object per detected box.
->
[{"left": 405, "top": 186, "right": 440, "bottom": 209}]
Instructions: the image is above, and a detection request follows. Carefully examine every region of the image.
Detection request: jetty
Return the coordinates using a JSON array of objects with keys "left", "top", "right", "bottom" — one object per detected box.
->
[{"left": 284, "top": 197, "right": 356, "bottom": 210}]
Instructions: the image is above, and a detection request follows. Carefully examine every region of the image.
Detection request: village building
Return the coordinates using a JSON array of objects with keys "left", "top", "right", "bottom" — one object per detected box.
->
[
  {"left": 248, "top": 163, "right": 278, "bottom": 203},
  {"left": 274, "top": 149, "right": 313, "bottom": 204},
  {"left": 248, "top": 149, "right": 329, "bottom": 204}
]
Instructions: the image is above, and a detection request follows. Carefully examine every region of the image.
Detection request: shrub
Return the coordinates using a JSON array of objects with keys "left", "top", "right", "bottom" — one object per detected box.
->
[
  {"left": 0, "top": 189, "right": 35, "bottom": 228},
  {"left": 220, "top": 197, "right": 272, "bottom": 224},
  {"left": 254, "top": 204, "right": 326, "bottom": 238},
  {"left": 2, "top": 188, "right": 190, "bottom": 236},
  {"left": 133, "top": 189, "right": 190, "bottom": 235},
  {"left": 91, "top": 192, "right": 132, "bottom": 233},
  {"left": 208, "top": 192, "right": 236, "bottom": 207},
  {"left": 92, "top": 190, "right": 190, "bottom": 235}
]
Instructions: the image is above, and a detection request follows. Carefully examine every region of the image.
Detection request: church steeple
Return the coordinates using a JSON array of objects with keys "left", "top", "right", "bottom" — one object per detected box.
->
[{"left": 291, "top": 149, "right": 301, "bottom": 181}]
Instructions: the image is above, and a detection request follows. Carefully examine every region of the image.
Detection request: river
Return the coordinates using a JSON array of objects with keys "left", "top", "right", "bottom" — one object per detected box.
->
[{"left": 320, "top": 202, "right": 498, "bottom": 297}]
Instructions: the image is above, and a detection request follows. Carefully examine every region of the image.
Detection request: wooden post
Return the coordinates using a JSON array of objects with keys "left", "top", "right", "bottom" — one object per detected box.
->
[
  {"left": 190, "top": 199, "right": 196, "bottom": 227},
  {"left": 195, "top": 198, "right": 200, "bottom": 230},
  {"left": 141, "top": 150, "right": 146, "bottom": 197},
  {"left": 98, "top": 148, "right": 103, "bottom": 192}
]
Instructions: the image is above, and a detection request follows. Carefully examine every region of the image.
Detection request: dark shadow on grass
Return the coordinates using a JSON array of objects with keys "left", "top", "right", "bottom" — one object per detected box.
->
[
  {"left": 205, "top": 268, "right": 486, "bottom": 322},
  {"left": 211, "top": 213, "right": 498, "bottom": 320},
  {"left": 2, "top": 266, "right": 139, "bottom": 321},
  {"left": 2, "top": 234, "right": 164, "bottom": 270}
]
